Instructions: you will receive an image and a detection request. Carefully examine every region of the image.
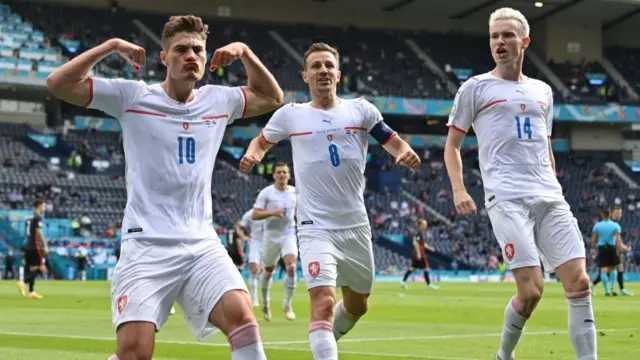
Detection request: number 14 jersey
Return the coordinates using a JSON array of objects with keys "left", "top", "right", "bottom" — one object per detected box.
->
[
  {"left": 446, "top": 72, "right": 563, "bottom": 208},
  {"left": 261, "top": 98, "right": 385, "bottom": 230}
]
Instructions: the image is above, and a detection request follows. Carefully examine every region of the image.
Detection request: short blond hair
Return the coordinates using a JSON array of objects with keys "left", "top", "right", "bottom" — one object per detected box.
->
[
  {"left": 303, "top": 42, "right": 340, "bottom": 69},
  {"left": 489, "top": 7, "right": 530, "bottom": 37}
]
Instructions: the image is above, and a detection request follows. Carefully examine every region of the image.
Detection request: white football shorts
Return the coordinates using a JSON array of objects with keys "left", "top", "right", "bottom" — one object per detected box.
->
[
  {"left": 298, "top": 225, "right": 375, "bottom": 294},
  {"left": 487, "top": 196, "right": 586, "bottom": 273},
  {"left": 111, "top": 237, "right": 248, "bottom": 340},
  {"left": 247, "top": 238, "right": 262, "bottom": 265},
  {"left": 261, "top": 235, "right": 298, "bottom": 267}
]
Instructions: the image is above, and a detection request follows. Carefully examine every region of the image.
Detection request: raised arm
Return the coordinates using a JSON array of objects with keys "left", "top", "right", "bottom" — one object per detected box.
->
[
  {"left": 210, "top": 42, "right": 283, "bottom": 118},
  {"left": 46, "top": 38, "right": 145, "bottom": 107}
]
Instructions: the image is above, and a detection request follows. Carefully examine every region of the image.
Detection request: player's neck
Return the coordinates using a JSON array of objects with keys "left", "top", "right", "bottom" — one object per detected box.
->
[
  {"left": 311, "top": 92, "right": 339, "bottom": 110},
  {"left": 492, "top": 63, "right": 525, "bottom": 82},
  {"left": 161, "top": 79, "right": 196, "bottom": 103},
  {"left": 274, "top": 183, "right": 288, "bottom": 191}
]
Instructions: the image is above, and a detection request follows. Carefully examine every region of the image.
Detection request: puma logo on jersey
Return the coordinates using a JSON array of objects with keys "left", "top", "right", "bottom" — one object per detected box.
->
[
  {"left": 516, "top": 89, "right": 525, "bottom": 95},
  {"left": 322, "top": 119, "right": 332, "bottom": 125}
]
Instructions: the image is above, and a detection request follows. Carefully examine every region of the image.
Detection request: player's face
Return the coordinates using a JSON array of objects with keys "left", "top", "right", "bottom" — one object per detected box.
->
[
  {"left": 273, "top": 166, "right": 290, "bottom": 185},
  {"left": 302, "top": 51, "right": 341, "bottom": 95},
  {"left": 489, "top": 19, "right": 530, "bottom": 65},
  {"left": 418, "top": 220, "right": 428, "bottom": 231},
  {"left": 36, "top": 203, "right": 46, "bottom": 215},
  {"left": 161, "top": 32, "right": 207, "bottom": 82},
  {"left": 612, "top": 209, "right": 622, "bottom": 221}
]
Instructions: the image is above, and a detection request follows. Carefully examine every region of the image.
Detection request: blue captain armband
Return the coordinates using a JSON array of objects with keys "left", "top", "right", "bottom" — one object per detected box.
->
[{"left": 370, "top": 120, "right": 396, "bottom": 144}]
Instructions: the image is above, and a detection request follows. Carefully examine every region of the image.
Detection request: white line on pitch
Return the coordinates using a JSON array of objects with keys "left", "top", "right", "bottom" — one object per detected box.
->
[
  {"left": 266, "top": 346, "right": 482, "bottom": 360},
  {"left": 261, "top": 327, "right": 640, "bottom": 345}
]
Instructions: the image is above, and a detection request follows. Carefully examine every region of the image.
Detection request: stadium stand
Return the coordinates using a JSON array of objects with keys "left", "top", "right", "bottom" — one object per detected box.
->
[{"left": 0, "top": 0, "right": 639, "bottom": 284}]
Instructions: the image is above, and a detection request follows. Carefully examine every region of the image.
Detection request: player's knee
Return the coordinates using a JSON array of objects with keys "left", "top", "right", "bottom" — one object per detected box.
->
[
  {"left": 344, "top": 295, "right": 369, "bottom": 317},
  {"left": 516, "top": 283, "right": 543, "bottom": 316},
  {"left": 285, "top": 265, "right": 296, "bottom": 277},
  {"left": 310, "top": 288, "right": 335, "bottom": 321},
  {"left": 213, "top": 290, "right": 257, "bottom": 334},
  {"left": 116, "top": 335, "right": 153, "bottom": 360},
  {"left": 263, "top": 266, "right": 275, "bottom": 276}
]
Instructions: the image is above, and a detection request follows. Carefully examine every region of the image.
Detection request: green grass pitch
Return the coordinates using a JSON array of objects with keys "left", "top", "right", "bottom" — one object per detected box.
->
[{"left": 0, "top": 280, "right": 638, "bottom": 359}]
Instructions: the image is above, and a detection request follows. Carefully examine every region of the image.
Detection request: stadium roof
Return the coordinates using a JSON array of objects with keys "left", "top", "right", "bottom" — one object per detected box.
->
[{"left": 320, "top": 0, "right": 640, "bottom": 28}]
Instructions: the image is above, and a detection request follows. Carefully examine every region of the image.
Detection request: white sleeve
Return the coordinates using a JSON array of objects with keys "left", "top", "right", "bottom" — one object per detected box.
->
[
  {"left": 447, "top": 80, "right": 477, "bottom": 133},
  {"left": 546, "top": 91, "right": 554, "bottom": 137},
  {"left": 239, "top": 211, "right": 252, "bottom": 227},
  {"left": 222, "top": 86, "right": 247, "bottom": 124},
  {"left": 87, "top": 77, "right": 142, "bottom": 119},
  {"left": 253, "top": 189, "right": 269, "bottom": 210},
  {"left": 358, "top": 98, "right": 384, "bottom": 131},
  {"left": 261, "top": 105, "right": 290, "bottom": 144}
]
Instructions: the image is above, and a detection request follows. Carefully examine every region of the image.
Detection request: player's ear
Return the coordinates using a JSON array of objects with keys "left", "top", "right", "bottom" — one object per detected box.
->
[
  {"left": 301, "top": 70, "right": 309, "bottom": 84},
  {"left": 336, "top": 70, "right": 342, "bottom": 83},
  {"left": 160, "top": 50, "right": 167, "bottom": 67},
  {"left": 522, "top": 36, "right": 531, "bottom": 50}
]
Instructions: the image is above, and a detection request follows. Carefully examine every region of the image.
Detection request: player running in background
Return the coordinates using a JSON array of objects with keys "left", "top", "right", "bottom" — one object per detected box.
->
[
  {"left": 401, "top": 219, "right": 438, "bottom": 290},
  {"left": 17, "top": 199, "right": 49, "bottom": 299},
  {"left": 590, "top": 209, "right": 628, "bottom": 296},
  {"left": 610, "top": 207, "right": 633, "bottom": 295},
  {"left": 443, "top": 8, "right": 598, "bottom": 360},
  {"left": 237, "top": 190, "right": 266, "bottom": 306},
  {"left": 252, "top": 163, "right": 298, "bottom": 321},
  {"left": 226, "top": 223, "right": 246, "bottom": 271},
  {"left": 46, "top": 15, "right": 283, "bottom": 360},
  {"left": 241, "top": 42, "right": 420, "bottom": 360}
]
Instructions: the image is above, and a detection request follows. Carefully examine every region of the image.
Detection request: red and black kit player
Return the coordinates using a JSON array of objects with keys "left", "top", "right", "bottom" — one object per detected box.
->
[
  {"left": 17, "top": 199, "right": 49, "bottom": 299},
  {"left": 401, "top": 219, "right": 439, "bottom": 290}
]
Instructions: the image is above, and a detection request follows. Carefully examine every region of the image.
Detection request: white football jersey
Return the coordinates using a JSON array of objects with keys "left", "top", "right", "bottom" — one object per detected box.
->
[
  {"left": 261, "top": 98, "right": 384, "bottom": 230},
  {"left": 447, "top": 72, "right": 563, "bottom": 208},
  {"left": 239, "top": 209, "right": 264, "bottom": 243},
  {"left": 254, "top": 184, "right": 297, "bottom": 241},
  {"left": 87, "top": 77, "right": 246, "bottom": 240}
]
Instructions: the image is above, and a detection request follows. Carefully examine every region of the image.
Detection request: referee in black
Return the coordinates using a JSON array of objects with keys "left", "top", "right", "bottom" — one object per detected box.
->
[
  {"left": 401, "top": 219, "right": 439, "bottom": 290},
  {"left": 17, "top": 199, "right": 49, "bottom": 299}
]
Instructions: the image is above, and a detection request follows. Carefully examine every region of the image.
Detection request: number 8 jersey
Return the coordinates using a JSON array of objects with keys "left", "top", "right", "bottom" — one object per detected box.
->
[
  {"left": 447, "top": 72, "right": 563, "bottom": 208},
  {"left": 261, "top": 98, "right": 385, "bottom": 230}
]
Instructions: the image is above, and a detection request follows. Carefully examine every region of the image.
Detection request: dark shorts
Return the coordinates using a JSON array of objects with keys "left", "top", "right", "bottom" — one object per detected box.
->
[
  {"left": 229, "top": 251, "right": 244, "bottom": 266},
  {"left": 411, "top": 256, "right": 429, "bottom": 269},
  {"left": 78, "top": 257, "right": 87, "bottom": 271},
  {"left": 598, "top": 245, "right": 620, "bottom": 268},
  {"left": 24, "top": 249, "right": 44, "bottom": 267}
]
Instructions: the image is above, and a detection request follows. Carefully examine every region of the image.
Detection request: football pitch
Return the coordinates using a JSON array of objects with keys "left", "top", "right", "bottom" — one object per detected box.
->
[{"left": 0, "top": 280, "right": 638, "bottom": 360}]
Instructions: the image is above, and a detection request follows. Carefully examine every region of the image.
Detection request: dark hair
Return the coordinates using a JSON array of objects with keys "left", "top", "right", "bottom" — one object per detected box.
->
[
  {"left": 161, "top": 15, "right": 208, "bottom": 49},
  {"left": 33, "top": 199, "right": 45, "bottom": 208},
  {"left": 275, "top": 162, "right": 289, "bottom": 169},
  {"left": 600, "top": 209, "right": 611, "bottom": 219},
  {"left": 303, "top": 42, "right": 340, "bottom": 69}
]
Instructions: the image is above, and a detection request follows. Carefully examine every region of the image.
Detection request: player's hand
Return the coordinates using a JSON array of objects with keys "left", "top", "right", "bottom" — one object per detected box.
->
[
  {"left": 239, "top": 154, "right": 261, "bottom": 173},
  {"left": 210, "top": 42, "right": 248, "bottom": 71},
  {"left": 110, "top": 38, "right": 146, "bottom": 71},
  {"left": 590, "top": 250, "right": 596, "bottom": 260},
  {"left": 395, "top": 150, "right": 421, "bottom": 169},
  {"left": 272, "top": 208, "right": 285, "bottom": 218},
  {"left": 453, "top": 190, "right": 477, "bottom": 216}
]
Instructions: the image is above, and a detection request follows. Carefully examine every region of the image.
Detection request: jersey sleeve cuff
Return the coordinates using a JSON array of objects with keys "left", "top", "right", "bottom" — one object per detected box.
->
[
  {"left": 239, "top": 86, "right": 248, "bottom": 119},
  {"left": 260, "top": 132, "right": 277, "bottom": 145},
  {"left": 447, "top": 124, "right": 468, "bottom": 134},
  {"left": 84, "top": 77, "right": 94, "bottom": 108}
]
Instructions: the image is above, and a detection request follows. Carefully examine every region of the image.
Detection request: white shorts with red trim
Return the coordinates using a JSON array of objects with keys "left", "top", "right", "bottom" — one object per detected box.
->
[{"left": 299, "top": 225, "right": 374, "bottom": 294}]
